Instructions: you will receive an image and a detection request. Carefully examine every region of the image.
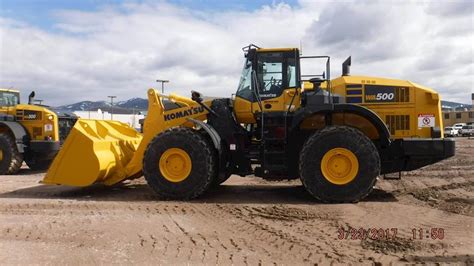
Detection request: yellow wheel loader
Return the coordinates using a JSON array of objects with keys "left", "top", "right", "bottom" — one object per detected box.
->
[
  {"left": 43, "top": 45, "right": 455, "bottom": 202},
  {"left": 0, "top": 89, "right": 77, "bottom": 174}
]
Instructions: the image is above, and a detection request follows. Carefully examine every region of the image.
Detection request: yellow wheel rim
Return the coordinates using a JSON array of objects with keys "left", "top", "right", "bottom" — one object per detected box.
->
[
  {"left": 321, "top": 148, "right": 359, "bottom": 185},
  {"left": 0, "top": 149, "right": 3, "bottom": 161},
  {"left": 159, "top": 148, "right": 192, "bottom": 183}
]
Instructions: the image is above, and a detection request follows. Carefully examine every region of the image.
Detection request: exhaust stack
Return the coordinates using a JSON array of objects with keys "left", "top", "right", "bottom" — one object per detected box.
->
[
  {"left": 342, "top": 56, "right": 351, "bottom": 76},
  {"left": 28, "top": 91, "right": 35, "bottom": 105}
]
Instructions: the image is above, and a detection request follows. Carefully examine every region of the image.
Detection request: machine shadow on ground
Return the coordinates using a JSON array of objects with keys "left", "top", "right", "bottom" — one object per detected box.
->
[
  {"left": 0, "top": 177, "right": 398, "bottom": 204},
  {"left": 15, "top": 168, "right": 48, "bottom": 176}
]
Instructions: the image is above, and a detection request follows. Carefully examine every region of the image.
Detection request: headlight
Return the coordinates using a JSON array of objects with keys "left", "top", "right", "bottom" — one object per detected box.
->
[{"left": 48, "top": 114, "right": 54, "bottom": 120}]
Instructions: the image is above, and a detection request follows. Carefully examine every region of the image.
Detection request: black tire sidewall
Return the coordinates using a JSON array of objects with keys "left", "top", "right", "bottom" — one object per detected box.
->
[
  {"left": 300, "top": 126, "right": 380, "bottom": 202},
  {"left": 0, "top": 135, "right": 14, "bottom": 173}
]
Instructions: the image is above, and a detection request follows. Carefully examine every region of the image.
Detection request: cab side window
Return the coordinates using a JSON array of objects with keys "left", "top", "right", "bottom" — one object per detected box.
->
[
  {"left": 257, "top": 53, "right": 283, "bottom": 97},
  {"left": 256, "top": 52, "right": 298, "bottom": 99}
]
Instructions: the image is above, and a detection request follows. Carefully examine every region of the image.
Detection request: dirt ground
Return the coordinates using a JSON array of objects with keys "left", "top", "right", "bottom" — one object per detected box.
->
[{"left": 0, "top": 138, "right": 473, "bottom": 265}]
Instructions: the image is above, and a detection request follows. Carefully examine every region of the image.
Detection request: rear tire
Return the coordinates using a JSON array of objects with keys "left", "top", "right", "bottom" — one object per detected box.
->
[
  {"left": 0, "top": 133, "right": 23, "bottom": 174},
  {"left": 143, "top": 127, "right": 216, "bottom": 200},
  {"left": 25, "top": 158, "right": 52, "bottom": 171},
  {"left": 299, "top": 126, "right": 380, "bottom": 203}
]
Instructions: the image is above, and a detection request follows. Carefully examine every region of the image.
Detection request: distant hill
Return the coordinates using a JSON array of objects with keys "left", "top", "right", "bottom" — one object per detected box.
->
[
  {"left": 55, "top": 100, "right": 108, "bottom": 111},
  {"left": 116, "top": 98, "right": 148, "bottom": 109},
  {"left": 55, "top": 98, "right": 471, "bottom": 113},
  {"left": 55, "top": 98, "right": 148, "bottom": 114}
]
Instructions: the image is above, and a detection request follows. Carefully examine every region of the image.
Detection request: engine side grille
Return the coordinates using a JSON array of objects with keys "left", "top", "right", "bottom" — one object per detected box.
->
[
  {"left": 386, "top": 115, "right": 410, "bottom": 135},
  {"left": 395, "top": 87, "right": 410, "bottom": 102},
  {"left": 15, "top": 110, "right": 42, "bottom": 121},
  {"left": 32, "top": 127, "right": 42, "bottom": 138}
]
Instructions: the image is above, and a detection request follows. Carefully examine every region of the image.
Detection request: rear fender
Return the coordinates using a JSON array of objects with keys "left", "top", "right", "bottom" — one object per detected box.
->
[
  {"left": 292, "top": 104, "right": 391, "bottom": 147},
  {"left": 0, "top": 121, "right": 28, "bottom": 152},
  {"left": 333, "top": 104, "right": 391, "bottom": 146}
]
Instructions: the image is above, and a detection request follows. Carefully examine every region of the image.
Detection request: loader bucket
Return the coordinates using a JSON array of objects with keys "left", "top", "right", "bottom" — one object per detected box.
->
[{"left": 42, "top": 119, "right": 143, "bottom": 187}]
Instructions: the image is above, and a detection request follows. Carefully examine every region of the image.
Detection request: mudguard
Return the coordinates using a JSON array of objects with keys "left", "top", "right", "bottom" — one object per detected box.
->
[
  {"left": 0, "top": 121, "right": 28, "bottom": 152},
  {"left": 291, "top": 103, "right": 391, "bottom": 146}
]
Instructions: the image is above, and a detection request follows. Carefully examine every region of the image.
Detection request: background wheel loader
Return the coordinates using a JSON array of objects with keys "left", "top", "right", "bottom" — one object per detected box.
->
[
  {"left": 0, "top": 89, "right": 77, "bottom": 174},
  {"left": 42, "top": 45, "right": 455, "bottom": 203}
]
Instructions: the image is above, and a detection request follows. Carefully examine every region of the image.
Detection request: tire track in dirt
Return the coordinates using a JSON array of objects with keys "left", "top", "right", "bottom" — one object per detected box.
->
[
  {"left": 334, "top": 199, "right": 473, "bottom": 262},
  {"left": 0, "top": 201, "right": 206, "bottom": 217},
  {"left": 204, "top": 204, "right": 361, "bottom": 264},
  {"left": 121, "top": 203, "right": 233, "bottom": 264},
  {"left": 391, "top": 181, "right": 474, "bottom": 216}
]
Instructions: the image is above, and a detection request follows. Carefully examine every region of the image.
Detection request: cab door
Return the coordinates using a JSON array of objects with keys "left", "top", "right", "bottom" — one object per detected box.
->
[
  {"left": 233, "top": 49, "right": 302, "bottom": 124},
  {"left": 254, "top": 50, "right": 301, "bottom": 113}
]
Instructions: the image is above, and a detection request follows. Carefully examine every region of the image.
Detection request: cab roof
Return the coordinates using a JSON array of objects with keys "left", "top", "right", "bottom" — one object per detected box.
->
[
  {"left": 0, "top": 88, "right": 20, "bottom": 93},
  {"left": 257, "top": 47, "right": 298, "bottom": 52}
]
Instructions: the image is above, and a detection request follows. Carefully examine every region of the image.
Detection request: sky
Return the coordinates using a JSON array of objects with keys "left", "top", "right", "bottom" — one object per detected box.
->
[{"left": 0, "top": 0, "right": 472, "bottom": 106}]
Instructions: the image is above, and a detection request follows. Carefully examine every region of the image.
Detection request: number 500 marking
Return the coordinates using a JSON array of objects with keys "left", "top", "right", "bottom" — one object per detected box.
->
[{"left": 376, "top": 93, "right": 394, "bottom": 101}]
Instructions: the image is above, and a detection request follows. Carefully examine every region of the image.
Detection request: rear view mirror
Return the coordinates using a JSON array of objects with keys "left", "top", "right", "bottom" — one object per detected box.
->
[{"left": 191, "top": 90, "right": 203, "bottom": 103}]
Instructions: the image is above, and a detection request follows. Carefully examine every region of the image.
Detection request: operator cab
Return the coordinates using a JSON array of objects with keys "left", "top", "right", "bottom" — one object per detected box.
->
[
  {"left": 236, "top": 46, "right": 299, "bottom": 102},
  {"left": 234, "top": 45, "right": 301, "bottom": 122}
]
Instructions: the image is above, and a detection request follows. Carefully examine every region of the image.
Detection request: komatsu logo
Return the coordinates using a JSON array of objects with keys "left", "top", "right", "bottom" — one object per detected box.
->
[
  {"left": 365, "top": 93, "right": 394, "bottom": 101},
  {"left": 164, "top": 106, "right": 205, "bottom": 121},
  {"left": 260, "top": 93, "right": 277, "bottom": 98},
  {"left": 364, "top": 85, "right": 396, "bottom": 103}
]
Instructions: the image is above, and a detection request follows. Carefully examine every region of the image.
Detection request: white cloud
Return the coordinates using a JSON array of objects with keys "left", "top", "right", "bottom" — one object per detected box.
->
[{"left": 0, "top": 0, "right": 472, "bottom": 106}]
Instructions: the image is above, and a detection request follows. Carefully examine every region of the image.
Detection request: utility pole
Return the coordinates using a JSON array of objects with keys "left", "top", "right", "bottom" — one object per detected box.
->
[
  {"left": 107, "top": 95, "right": 117, "bottom": 120},
  {"left": 156, "top": 79, "right": 169, "bottom": 93}
]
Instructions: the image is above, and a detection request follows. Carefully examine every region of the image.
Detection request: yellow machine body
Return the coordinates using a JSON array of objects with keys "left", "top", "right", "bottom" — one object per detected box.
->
[
  {"left": 0, "top": 88, "right": 70, "bottom": 174},
  {"left": 0, "top": 89, "right": 60, "bottom": 142},
  {"left": 234, "top": 88, "right": 301, "bottom": 123},
  {"left": 329, "top": 76, "right": 443, "bottom": 139},
  {"left": 233, "top": 76, "right": 443, "bottom": 140}
]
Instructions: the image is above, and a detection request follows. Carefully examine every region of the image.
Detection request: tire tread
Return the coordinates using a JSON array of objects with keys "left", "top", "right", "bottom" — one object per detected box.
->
[{"left": 0, "top": 132, "right": 23, "bottom": 174}]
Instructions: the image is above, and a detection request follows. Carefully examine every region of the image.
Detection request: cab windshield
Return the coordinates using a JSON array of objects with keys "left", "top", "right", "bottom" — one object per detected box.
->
[
  {"left": 0, "top": 91, "right": 20, "bottom": 107},
  {"left": 235, "top": 58, "right": 253, "bottom": 101}
]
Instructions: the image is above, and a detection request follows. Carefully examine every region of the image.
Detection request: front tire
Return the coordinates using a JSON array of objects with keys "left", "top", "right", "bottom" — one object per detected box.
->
[
  {"left": 299, "top": 126, "right": 380, "bottom": 203},
  {"left": 143, "top": 127, "right": 216, "bottom": 200},
  {"left": 0, "top": 133, "right": 23, "bottom": 174}
]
